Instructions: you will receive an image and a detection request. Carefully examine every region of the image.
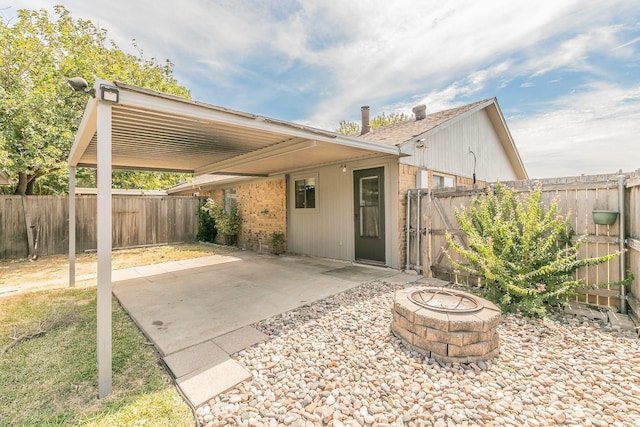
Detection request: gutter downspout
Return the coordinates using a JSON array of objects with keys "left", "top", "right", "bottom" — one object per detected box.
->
[
  {"left": 618, "top": 174, "right": 627, "bottom": 314},
  {"left": 415, "top": 189, "right": 422, "bottom": 274},
  {"left": 405, "top": 190, "right": 412, "bottom": 271}
]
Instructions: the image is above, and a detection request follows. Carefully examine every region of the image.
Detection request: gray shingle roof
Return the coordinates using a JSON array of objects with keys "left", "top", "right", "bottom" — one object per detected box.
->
[{"left": 359, "top": 99, "right": 493, "bottom": 146}]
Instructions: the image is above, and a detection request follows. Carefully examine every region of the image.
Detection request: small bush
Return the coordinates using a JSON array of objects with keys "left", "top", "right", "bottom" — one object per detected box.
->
[
  {"left": 271, "top": 231, "right": 285, "bottom": 255},
  {"left": 200, "top": 199, "right": 241, "bottom": 242},
  {"left": 196, "top": 199, "right": 217, "bottom": 243},
  {"left": 445, "top": 182, "right": 621, "bottom": 317}
]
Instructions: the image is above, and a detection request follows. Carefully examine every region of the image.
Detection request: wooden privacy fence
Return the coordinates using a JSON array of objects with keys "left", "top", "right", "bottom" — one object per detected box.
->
[
  {"left": 405, "top": 171, "right": 640, "bottom": 319},
  {"left": 0, "top": 195, "right": 201, "bottom": 259}
]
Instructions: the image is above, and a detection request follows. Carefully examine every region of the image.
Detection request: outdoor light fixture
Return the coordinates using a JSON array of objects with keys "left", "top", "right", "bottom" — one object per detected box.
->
[
  {"left": 67, "top": 77, "right": 95, "bottom": 97},
  {"left": 66, "top": 77, "right": 119, "bottom": 103},
  {"left": 469, "top": 148, "right": 477, "bottom": 184},
  {"left": 415, "top": 138, "right": 426, "bottom": 149},
  {"left": 100, "top": 84, "right": 119, "bottom": 103},
  {"left": 340, "top": 164, "right": 347, "bottom": 172}
]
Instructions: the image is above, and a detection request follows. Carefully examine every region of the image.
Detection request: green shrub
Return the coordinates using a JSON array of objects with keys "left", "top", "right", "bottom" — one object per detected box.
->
[
  {"left": 200, "top": 199, "right": 241, "bottom": 243},
  {"left": 445, "top": 182, "right": 621, "bottom": 317},
  {"left": 271, "top": 231, "right": 285, "bottom": 255},
  {"left": 196, "top": 199, "right": 217, "bottom": 243}
]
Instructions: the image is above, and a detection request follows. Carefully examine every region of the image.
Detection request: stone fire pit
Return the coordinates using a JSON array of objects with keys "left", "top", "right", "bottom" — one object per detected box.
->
[{"left": 391, "top": 287, "right": 501, "bottom": 363}]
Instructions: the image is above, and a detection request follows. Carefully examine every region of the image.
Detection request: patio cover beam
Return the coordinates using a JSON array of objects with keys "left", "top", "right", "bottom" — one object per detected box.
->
[{"left": 68, "top": 166, "right": 75, "bottom": 288}]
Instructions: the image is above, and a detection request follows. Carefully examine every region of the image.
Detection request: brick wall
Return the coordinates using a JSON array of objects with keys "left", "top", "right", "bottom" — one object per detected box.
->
[
  {"left": 236, "top": 178, "right": 287, "bottom": 253},
  {"left": 398, "top": 164, "right": 420, "bottom": 269},
  {"left": 456, "top": 175, "right": 487, "bottom": 187}
]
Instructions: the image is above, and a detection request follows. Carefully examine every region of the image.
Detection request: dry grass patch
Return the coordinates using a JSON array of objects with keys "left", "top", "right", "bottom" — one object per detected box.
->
[{"left": 0, "top": 242, "right": 238, "bottom": 288}]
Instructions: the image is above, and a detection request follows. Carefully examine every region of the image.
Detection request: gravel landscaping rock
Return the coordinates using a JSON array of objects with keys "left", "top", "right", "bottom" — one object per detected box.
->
[{"left": 197, "top": 280, "right": 640, "bottom": 426}]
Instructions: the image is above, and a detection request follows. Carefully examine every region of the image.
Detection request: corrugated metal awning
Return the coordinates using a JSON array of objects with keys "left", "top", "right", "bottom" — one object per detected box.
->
[{"left": 68, "top": 80, "right": 400, "bottom": 176}]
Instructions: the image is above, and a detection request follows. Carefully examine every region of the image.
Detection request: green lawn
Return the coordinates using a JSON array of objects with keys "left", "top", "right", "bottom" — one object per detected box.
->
[{"left": 0, "top": 288, "right": 193, "bottom": 426}]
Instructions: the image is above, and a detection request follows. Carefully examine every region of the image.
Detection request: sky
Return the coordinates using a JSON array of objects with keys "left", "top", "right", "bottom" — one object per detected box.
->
[{"left": 3, "top": 0, "right": 640, "bottom": 178}]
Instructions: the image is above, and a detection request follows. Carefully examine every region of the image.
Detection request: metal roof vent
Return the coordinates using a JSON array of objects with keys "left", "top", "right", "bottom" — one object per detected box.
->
[{"left": 412, "top": 104, "right": 427, "bottom": 120}]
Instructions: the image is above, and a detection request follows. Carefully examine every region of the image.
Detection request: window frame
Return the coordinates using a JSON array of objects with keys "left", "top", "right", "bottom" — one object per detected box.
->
[
  {"left": 223, "top": 188, "right": 237, "bottom": 213},
  {"left": 292, "top": 173, "right": 319, "bottom": 212},
  {"left": 432, "top": 172, "right": 456, "bottom": 189}
]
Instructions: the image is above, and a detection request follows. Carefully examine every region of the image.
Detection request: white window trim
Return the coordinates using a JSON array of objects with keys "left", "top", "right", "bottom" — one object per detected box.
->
[{"left": 432, "top": 172, "right": 456, "bottom": 189}]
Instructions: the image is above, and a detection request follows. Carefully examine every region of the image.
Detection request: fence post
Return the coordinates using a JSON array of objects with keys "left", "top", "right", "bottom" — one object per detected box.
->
[
  {"left": 424, "top": 190, "right": 432, "bottom": 277},
  {"left": 405, "top": 190, "right": 412, "bottom": 271},
  {"left": 415, "top": 189, "right": 422, "bottom": 274},
  {"left": 618, "top": 174, "right": 627, "bottom": 314}
]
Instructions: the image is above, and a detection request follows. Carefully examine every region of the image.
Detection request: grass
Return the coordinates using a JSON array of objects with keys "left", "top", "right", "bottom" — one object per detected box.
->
[
  {"left": 0, "top": 242, "right": 238, "bottom": 426},
  {"left": 0, "top": 242, "right": 238, "bottom": 288}
]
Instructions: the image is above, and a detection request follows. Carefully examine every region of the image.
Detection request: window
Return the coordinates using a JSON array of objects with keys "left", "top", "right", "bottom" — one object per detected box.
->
[
  {"left": 295, "top": 177, "right": 316, "bottom": 209},
  {"left": 223, "top": 188, "right": 237, "bottom": 213},
  {"left": 359, "top": 175, "right": 380, "bottom": 238},
  {"left": 432, "top": 173, "right": 455, "bottom": 189}
]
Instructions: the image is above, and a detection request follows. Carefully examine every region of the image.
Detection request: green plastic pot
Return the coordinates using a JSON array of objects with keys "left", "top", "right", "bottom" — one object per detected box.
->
[{"left": 592, "top": 210, "right": 619, "bottom": 225}]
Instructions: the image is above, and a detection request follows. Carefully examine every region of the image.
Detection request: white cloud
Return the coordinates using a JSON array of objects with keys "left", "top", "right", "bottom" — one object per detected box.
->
[
  {"left": 510, "top": 83, "right": 640, "bottom": 178},
  {"left": 8, "top": 0, "right": 640, "bottom": 179},
  {"left": 301, "top": 0, "right": 595, "bottom": 126},
  {"left": 527, "top": 27, "right": 621, "bottom": 77}
]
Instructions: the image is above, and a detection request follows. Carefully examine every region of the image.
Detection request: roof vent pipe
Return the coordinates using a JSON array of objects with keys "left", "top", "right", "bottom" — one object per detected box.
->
[
  {"left": 360, "top": 106, "right": 370, "bottom": 135},
  {"left": 413, "top": 104, "right": 427, "bottom": 120}
]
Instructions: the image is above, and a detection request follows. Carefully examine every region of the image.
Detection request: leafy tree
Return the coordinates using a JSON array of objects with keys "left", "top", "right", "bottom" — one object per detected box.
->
[
  {"left": 336, "top": 120, "right": 361, "bottom": 136},
  {"left": 0, "top": 6, "right": 190, "bottom": 195},
  {"left": 66, "top": 169, "right": 190, "bottom": 193},
  {"left": 371, "top": 112, "right": 412, "bottom": 128},
  {"left": 336, "top": 111, "right": 412, "bottom": 135},
  {"left": 110, "top": 171, "right": 190, "bottom": 190},
  {"left": 445, "top": 182, "right": 621, "bottom": 317}
]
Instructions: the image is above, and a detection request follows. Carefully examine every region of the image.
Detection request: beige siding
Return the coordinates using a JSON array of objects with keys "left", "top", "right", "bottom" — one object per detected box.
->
[
  {"left": 287, "top": 157, "right": 400, "bottom": 268},
  {"left": 400, "top": 109, "right": 518, "bottom": 182}
]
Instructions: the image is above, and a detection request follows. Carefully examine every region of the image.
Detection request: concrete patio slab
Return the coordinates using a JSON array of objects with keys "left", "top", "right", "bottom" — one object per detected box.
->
[
  {"left": 113, "top": 251, "right": 399, "bottom": 357},
  {"left": 322, "top": 265, "right": 397, "bottom": 282},
  {"left": 176, "top": 359, "right": 252, "bottom": 407},
  {"left": 112, "top": 251, "right": 411, "bottom": 407},
  {"left": 162, "top": 340, "right": 229, "bottom": 379},
  {"left": 212, "top": 326, "right": 268, "bottom": 355}
]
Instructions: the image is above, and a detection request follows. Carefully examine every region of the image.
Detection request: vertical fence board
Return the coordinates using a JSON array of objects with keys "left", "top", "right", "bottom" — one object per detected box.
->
[
  {"left": 0, "top": 197, "right": 28, "bottom": 258},
  {"left": 627, "top": 175, "right": 640, "bottom": 322},
  {"left": 0, "top": 195, "right": 200, "bottom": 259}
]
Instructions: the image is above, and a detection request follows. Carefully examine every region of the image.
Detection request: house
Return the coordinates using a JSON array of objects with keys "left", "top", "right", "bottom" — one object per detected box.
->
[
  {"left": 68, "top": 80, "right": 528, "bottom": 397},
  {"left": 169, "top": 98, "right": 527, "bottom": 268}
]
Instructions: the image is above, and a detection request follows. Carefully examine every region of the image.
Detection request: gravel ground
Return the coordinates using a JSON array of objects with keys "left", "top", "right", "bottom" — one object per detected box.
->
[{"left": 197, "top": 280, "right": 640, "bottom": 426}]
